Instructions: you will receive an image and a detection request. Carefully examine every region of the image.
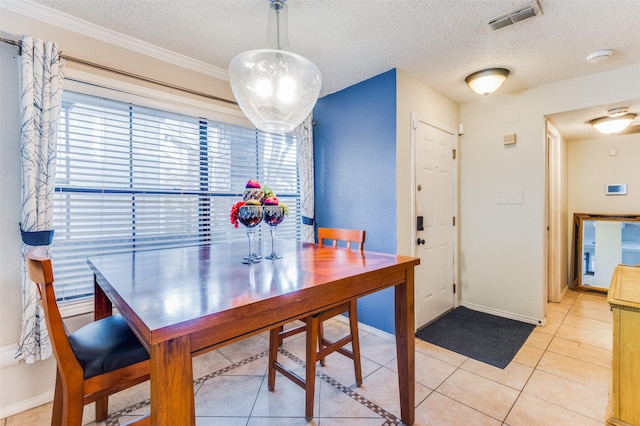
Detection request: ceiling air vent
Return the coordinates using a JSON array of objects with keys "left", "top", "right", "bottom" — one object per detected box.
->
[{"left": 488, "top": 1, "right": 542, "bottom": 31}]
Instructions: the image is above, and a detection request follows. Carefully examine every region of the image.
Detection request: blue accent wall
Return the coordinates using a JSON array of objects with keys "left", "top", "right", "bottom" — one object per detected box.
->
[{"left": 313, "top": 69, "right": 397, "bottom": 333}]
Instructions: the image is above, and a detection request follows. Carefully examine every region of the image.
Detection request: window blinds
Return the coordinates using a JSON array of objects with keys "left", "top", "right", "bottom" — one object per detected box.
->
[{"left": 52, "top": 91, "right": 300, "bottom": 302}]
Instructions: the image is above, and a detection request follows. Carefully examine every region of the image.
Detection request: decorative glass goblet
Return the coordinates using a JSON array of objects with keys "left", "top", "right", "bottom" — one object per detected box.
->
[
  {"left": 263, "top": 205, "right": 285, "bottom": 259},
  {"left": 238, "top": 205, "right": 263, "bottom": 264}
]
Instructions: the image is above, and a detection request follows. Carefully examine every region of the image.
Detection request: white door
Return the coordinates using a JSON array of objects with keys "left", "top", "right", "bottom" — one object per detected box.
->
[{"left": 413, "top": 116, "right": 455, "bottom": 329}]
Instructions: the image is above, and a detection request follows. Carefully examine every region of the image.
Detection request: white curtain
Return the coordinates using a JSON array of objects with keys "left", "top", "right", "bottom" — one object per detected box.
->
[
  {"left": 296, "top": 115, "right": 315, "bottom": 243},
  {"left": 15, "top": 36, "right": 64, "bottom": 363}
]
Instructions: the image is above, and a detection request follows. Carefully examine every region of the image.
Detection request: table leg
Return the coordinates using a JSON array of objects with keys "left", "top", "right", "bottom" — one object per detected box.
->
[
  {"left": 94, "top": 274, "right": 114, "bottom": 420},
  {"left": 395, "top": 268, "right": 415, "bottom": 425},
  {"left": 150, "top": 335, "right": 195, "bottom": 425},
  {"left": 94, "top": 274, "right": 112, "bottom": 320}
]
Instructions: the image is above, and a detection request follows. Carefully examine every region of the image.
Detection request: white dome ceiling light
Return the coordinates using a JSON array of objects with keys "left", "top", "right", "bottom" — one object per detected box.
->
[
  {"left": 589, "top": 107, "right": 637, "bottom": 135},
  {"left": 464, "top": 68, "right": 511, "bottom": 96}
]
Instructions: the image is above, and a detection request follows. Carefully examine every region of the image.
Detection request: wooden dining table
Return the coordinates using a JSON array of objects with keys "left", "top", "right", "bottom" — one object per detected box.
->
[{"left": 88, "top": 240, "right": 419, "bottom": 425}]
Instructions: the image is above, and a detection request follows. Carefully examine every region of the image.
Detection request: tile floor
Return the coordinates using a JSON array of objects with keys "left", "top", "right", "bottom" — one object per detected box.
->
[{"left": 1, "top": 289, "right": 612, "bottom": 425}]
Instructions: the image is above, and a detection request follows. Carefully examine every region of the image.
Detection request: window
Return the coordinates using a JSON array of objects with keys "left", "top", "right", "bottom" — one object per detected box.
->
[{"left": 52, "top": 91, "right": 300, "bottom": 302}]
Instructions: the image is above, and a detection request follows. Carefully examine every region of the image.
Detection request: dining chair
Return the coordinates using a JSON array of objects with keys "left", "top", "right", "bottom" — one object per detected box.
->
[
  {"left": 25, "top": 247, "right": 150, "bottom": 426},
  {"left": 268, "top": 227, "right": 365, "bottom": 420}
]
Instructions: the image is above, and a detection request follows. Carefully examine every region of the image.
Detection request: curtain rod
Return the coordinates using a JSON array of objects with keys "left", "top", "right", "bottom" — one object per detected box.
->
[{"left": 1, "top": 37, "right": 238, "bottom": 106}]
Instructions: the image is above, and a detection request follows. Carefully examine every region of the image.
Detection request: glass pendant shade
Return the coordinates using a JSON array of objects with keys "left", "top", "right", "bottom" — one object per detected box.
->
[
  {"left": 228, "top": 0, "right": 322, "bottom": 134},
  {"left": 465, "top": 68, "right": 510, "bottom": 96},
  {"left": 589, "top": 113, "right": 637, "bottom": 135}
]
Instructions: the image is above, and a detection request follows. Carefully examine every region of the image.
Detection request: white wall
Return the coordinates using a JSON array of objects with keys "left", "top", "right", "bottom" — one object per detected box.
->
[
  {"left": 568, "top": 132, "right": 640, "bottom": 215},
  {"left": 460, "top": 63, "right": 640, "bottom": 325}
]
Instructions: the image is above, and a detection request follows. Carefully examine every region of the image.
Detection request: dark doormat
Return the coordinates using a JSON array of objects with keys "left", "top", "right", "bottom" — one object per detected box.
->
[{"left": 415, "top": 306, "right": 536, "bottom": 369}]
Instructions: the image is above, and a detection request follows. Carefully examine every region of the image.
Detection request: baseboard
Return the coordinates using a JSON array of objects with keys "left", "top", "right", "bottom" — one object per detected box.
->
[
  {"left": 560, "top": 284, "right": 569, "bottom": 300},
  {"left": 0, "top": 390, "right": 53, "bottom": 419},
  {"left": 0, "top": 343, "right": 18, "bottom": 369},
  {"left": 0, "top": 344, "right": 54, "bottom": 419},
  {"left": 460, "top": 302, "right": 544, "bottom": 326},
  {"left": 332, "top": 315, "right": 396, "bottom": 342}
]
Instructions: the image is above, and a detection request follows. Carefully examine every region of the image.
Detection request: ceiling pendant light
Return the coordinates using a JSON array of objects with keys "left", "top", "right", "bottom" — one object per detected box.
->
[
  {"left": 228, "top": 0, "right": 322, "bottom": 134},
  {"left": 589, "top": 108, "right": 637, "bottom": 135},
  {"left": 465, "top": 68, "right": 510, "bottom": 96}
]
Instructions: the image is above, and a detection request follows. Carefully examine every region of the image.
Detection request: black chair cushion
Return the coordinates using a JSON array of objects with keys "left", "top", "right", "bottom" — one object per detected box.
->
[{"left": 68, "top": 315, "right": 149, "bottom": 379}]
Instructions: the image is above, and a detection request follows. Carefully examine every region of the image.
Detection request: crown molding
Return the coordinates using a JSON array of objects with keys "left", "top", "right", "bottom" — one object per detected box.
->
[{"left": 1, "top": 0, "right": 229, "bottom": 81}]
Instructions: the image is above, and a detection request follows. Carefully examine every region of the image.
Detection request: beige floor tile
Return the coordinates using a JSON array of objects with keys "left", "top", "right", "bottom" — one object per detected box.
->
[
  {"left": 386, "top": 350, "right": 457, "bottom": 390},
  {"left": 555, "top": 323, "right": 612, "bottom": 350},
  {"left": 547, "top": 336, "right": 612, "bottom": 368},
  {"left": 316, "top": 348, "right": 380, "bottom": 388},
  {"left": 218, "top": 334, "right": 269, "bottom": 363},
  {"left": 353, "top": 365, "right": 431, "bottom": 419},
  {"left": 521, "top": 370, "right": 608, "bottom": 422},
  {"left": 543, "top": 312, "right": 566, "bottom": 335},
  {"left": 193, "top": 349, "right": 234, "bottom": 378},
  {"left": 414, "top": 339, "right": 468, "bottom": 367},
  {"left": 318, "top": 419, "right": 384, "bottom": 425},
  {"left": 223, "top": 355, "right": 268, "bottom": 376},
  {"left": 573, "top": 294, "right": 610, "bottom": 311},
  {"left": 536, "top": 351, "right": 610, "bottom": 391},
  {"left": 413, "top": 391, "right": 501, "bottom": 426},
  {"left": 317, "top": 380, "right": 381, "bottom": 419},
  {"left": 511, "top": 344, "right": 545, "bottom": 368},
  {"left": 561, "top": 290, "right": 579, "bottom": 301},
  {"left": 460, "top": 357, "right": 534, "bottom": 390},
  {"left": 563, "top": 313, "right": 613, "bottom": 335},
  {"left": 197, "top": 417, "right": 248, "bottom": 425},
  {"left": 547, "top": 301, "right": 572, "bottom": 314},
  {"left": 4, "top": 402, "right": 51, "bottom": 426},
  {"left": 251, "top": 372, "right": 320, "bottom": 419},
  {"left": 524, "top": 328, "right": 554, "bottom": 349},
  {"left": 505, "top": 393, "right": 603, "bottom": 426},
  {"left": 194, "top": 375, "right": 263, "bottom": 417},
  {"left": 436, "top": 369, "right": 520, "bottom": 421},
  {"left": 569, "top": 303, "right": 613, "bottom": 323},
  {"left": 358, "top": 332, "right": 398, "bottom": 366},
  {"left": 247, "top": 417, "right": 316, "bottom": 426}
]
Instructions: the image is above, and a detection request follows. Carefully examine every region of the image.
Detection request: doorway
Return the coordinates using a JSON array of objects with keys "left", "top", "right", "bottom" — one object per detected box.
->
[{"left": 412, "top": 114, "right": 456, "bottom": 329}]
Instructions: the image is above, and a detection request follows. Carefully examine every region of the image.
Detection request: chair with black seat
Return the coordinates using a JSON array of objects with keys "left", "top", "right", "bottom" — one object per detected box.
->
[
  {"left": 268, "top": 227, "right": 365, "bottom": 420},
  {"left": 25, "top": 247, "right": 150, "bottom": 426}
]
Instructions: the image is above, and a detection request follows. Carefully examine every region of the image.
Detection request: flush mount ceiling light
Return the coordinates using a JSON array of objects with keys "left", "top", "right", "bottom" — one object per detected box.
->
[
  {"left": 228, "top": 0, "right": 322, "bottom": 134},
  {"left": 465, "top": 68, "right": 510, "bottom": 96},
  {"left": 589, "top": 108, "right": 637, "bottom": 135}
]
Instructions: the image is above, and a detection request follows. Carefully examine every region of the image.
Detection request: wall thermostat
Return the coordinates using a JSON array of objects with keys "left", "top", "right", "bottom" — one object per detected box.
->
[{"left": 605, "top": 183, "right": 627, "bottom": 195}]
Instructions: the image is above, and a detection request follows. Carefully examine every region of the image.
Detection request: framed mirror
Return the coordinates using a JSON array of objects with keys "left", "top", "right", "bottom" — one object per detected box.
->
[{"left": 573, "top": 213, "right": 640, "bottom": 292}]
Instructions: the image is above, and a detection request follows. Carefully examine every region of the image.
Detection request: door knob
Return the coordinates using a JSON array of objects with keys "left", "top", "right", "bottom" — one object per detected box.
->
[{"left": 417, "top": 238, "right": 425, "bottom": 245}]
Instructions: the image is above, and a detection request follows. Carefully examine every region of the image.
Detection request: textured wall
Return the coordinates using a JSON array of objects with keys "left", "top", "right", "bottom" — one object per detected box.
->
[{"left": 313, "top": 69, "right": 397, "bottom": 333}]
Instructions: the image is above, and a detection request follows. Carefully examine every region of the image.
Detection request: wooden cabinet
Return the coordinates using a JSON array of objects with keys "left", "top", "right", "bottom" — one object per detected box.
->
[{"left": 607, "top": 265, "right": 640, "bottom": 426}]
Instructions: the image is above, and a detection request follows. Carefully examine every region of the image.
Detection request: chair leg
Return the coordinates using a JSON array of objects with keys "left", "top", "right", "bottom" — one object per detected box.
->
[
  {"left": 63, "top": 382, "right": 85, "bottom": 426},
  {"left": 51, "top": 369, "right": 63, "bottom": 426},
  {"left": 268, "top": 327, "right": 281, "bottom": 391},
  {"left": 305, "top": 316, "right": 319, "bottom": 420},
  {"left": 348, "top": 301, "right": 363, "bottom": 386},
  {"left": 95, "top": 396, "right": 109, "bottom": 421},
  {"left": 317, "top": 319, "right": 326, "bottom": 366}
]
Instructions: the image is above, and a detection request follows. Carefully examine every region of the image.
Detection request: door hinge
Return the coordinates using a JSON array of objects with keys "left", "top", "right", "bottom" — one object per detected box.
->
[
  {"left": 452, "top": 216, "right": 456, "bottom": 226},
  {"left": 453, "top": 283, "right": 456, "bottom": 293},
  {"left": 412, "top": 118, "right": 419, "bottom": 129},
  {"left": 452, "top": 149, "right": 456, "bottom": 159}
]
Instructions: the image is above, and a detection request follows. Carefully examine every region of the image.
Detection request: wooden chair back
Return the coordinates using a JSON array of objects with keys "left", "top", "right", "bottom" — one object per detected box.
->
[
  {"left": 25, "top": 247, "right": 150, "bottom": 425},
  {"left": 317, "top": 227, "right": 365, "bottom": 250},
  {"left": 26, "top": 247, "right": 78, "bottom": 371},
  {"left": 269, "top": 226, "right": 366, "bottom": 420}
]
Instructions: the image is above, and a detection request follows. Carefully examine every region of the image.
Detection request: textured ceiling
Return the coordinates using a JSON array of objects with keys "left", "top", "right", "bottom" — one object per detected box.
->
[{"left": 20, "top": 0, "right": 640, "bottom": 140}]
